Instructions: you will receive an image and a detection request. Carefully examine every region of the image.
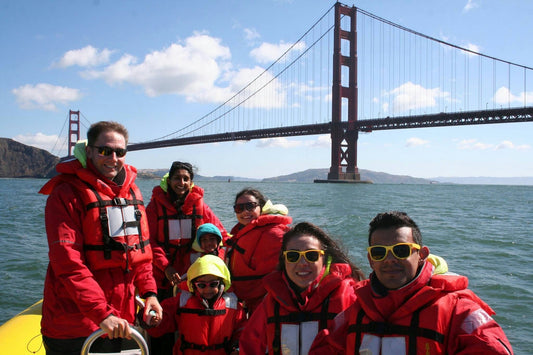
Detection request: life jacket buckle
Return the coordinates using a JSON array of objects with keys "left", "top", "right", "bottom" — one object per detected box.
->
[{"left": 113, "top": 197, "right": 127, "bottom": 206}]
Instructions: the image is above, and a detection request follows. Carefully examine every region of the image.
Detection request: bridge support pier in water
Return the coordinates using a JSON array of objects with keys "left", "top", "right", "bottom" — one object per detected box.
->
[{"left": 314, "top": 3, "right": 371, "bottom": 184}]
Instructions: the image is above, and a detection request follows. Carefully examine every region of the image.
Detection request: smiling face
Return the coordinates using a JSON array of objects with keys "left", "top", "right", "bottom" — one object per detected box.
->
[
  {"left": 199, "top": 233, "right": 219, "bottom": 253},
  {"left": 284, "top": 234, "right": 325, "bottom": 289},
  {"left": 193, "top": 275, "right": 222, "bottom": 300},
  {"left": 169, "top": 168, "right": 192, "bottom": 197},
  {"left": 368, "top": 226, "right": 429, "bottom": 290},
  {"left": 86, "top": 130, "right": 126, "bottom": 180},
  {"left": 234, "top": 193, "right": 261, "bottom": 226}
]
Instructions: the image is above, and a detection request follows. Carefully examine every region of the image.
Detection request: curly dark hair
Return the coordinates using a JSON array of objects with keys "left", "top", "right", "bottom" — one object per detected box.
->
[
  {"left": 279, "top": 222, "right": 365, "bottom": 281},
  {"left": 368, "top": 211, "right": 423, "bottom": 246}
]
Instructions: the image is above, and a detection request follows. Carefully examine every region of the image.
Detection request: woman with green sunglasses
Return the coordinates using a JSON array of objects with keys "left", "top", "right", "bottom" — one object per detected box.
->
[{"left": 239, "top": 222, "right": 365, "bottom": 355}]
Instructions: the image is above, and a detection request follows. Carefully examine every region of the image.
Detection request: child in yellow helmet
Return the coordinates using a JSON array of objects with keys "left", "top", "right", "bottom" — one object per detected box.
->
[{"left": 147, "top": 255, "right": 246, "bottom": 354}]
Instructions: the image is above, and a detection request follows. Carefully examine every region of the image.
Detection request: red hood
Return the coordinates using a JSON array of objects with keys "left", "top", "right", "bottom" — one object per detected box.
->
[{"left": 39, "top": 158, "right": 138, "bottom": 197}]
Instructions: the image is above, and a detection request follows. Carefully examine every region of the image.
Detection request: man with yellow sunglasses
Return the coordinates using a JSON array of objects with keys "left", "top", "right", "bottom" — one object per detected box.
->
[{"left": 311, "top": 211, "right": 513, "bottom": 355}]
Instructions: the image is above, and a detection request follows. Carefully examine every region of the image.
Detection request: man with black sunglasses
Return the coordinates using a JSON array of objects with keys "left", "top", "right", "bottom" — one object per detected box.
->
[
  {"left": 39, "top": 121, "right": 162, "bottom": 354},
  {"left": 310, "top": 211, "right": 513, "bottom": 355}
]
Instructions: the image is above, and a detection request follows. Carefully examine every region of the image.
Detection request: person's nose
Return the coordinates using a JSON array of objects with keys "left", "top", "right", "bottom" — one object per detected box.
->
[
  {"left": 383, "top": 249, "right": 397, "bottom": 262},
  {"left": 298, "top": 255, "right": 308, "bottom": 264}
]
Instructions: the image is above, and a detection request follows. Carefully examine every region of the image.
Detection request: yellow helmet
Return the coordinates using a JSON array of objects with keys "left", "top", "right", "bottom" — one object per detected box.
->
[{"left": 186, "top": 255, "right": 231, "bottom": 292}]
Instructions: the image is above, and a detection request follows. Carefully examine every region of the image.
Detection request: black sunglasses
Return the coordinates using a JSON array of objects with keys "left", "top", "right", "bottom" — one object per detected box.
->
[
  {"left": 194, "top": 280, "right": 221, "bottom": 289},
  {"left": 91, "top": 145, "right": 127, "bottom": 158},
  {"left": 233, "top": 202, "right": 259, "bottom": 213}
]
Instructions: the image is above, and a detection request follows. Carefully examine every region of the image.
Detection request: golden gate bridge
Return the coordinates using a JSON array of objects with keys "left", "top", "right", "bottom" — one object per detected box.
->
[{"left": 64, "top": 2, "right": 533, "bottom": 182}]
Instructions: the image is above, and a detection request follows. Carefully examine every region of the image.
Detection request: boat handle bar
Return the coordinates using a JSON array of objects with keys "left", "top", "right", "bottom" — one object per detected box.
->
[{"left": 80, "top": 326, "right": 149, "bottom": 355}]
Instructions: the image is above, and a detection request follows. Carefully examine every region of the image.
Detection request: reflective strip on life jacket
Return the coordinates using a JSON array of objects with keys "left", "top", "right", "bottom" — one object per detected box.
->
[
  {"left": 350, "top": 308, "right": 445, "bottom": 355},
  {"left": 269, "top": 295, "right": 334, "bottom": 355}
]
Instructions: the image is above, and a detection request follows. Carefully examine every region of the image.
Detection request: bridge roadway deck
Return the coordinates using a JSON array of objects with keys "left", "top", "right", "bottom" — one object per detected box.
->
[{"left": 127, "top": 107, "right": 533, "bottom": 151}]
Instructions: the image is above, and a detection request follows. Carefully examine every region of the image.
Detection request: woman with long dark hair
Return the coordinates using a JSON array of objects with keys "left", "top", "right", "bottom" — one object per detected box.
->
[{"left": 239, "top": 222, "right": 364, "bottom": 354}]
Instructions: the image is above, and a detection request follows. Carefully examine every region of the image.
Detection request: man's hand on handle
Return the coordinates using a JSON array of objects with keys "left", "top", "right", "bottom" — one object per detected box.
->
[{"left": 99, "top": 314, "right": 132, "bottom": 339}]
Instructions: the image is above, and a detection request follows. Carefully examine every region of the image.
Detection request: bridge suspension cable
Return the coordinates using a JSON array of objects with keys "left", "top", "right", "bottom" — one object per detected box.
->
[{"left": 139, "top": 3, "right": 338, "bottom": 144}]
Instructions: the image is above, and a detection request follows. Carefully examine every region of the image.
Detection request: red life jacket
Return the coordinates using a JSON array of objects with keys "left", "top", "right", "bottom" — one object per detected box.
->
[
  {"left": 262, "top": 265, "right": 357, "bottom": 355},
  {"left": 173, "top": 291, "right": 243, "bottom": 355},
  {"left": 225, "top": 214, "right": 292, "bottom": 312},
  {"left": 67, "top": 177, "right": 152, "bottom": 271},
  {"left": 151, "top": 185, "right": 206, "bottom": 252},
  {"left": 345, "top": 266, "right": 498, "bottom": 355}
]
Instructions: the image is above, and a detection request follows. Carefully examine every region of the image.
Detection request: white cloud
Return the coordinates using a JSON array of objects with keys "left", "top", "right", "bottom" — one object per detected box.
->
[
  {"left": 68, "top": 34, "right": 299, "bottom": 109},
  {"left": 250, "top": 41, "right": 306, "bottom": 64},
  {"left": 312, "top": 135, "right": 330, "bottom": 148},
  {"left": 462, "top": 42, "right": 481, "bottom": 57},
  {"left": 406, "top": 137, "right": 429, "bottom": 147},
  {"left": 56, "top": 45, "right": 113, "bottom": 68},
  {"left": 244, "top": 28, "right": 260, "bottom": 42},
  {"left": 224, "top": 66, "right": 287, "bottom": 109},
  {"left": 388, "top": 82, "right": 450, "bottom": 113},
  {"left": 495, "top": 140, "right": 530, "bottom": 150},
  {"left": 463, "top": 0, "right": 479, "bottom": 13},
  {"left": 256, "top": 137, "right": 302, "bottom": 148},
  {"left": 12, "top": 83, "right": 82, "bottom": 111},
  {"left": 493, "top": 86, "right": 533, "bottom": 105},
  {"left": 255, "top": 135, "right": 329, "bottom": 149},
  {"left": 457, "top": 139, "right": 493, "bottom": 150},
  {"left": 83, "top": 32, "right": 232, "bottom": 100},
  {"left": 457, "top": 138, "right": 530, "bottom": 151},
  {"left": 13, "top": 132, "right": 67, "bottom": 154}
]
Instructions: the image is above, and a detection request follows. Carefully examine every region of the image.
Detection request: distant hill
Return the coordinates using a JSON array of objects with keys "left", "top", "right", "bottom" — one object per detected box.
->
[
  {"left": 262, "top": 168, "right": 435, "bottom": 184},
  {"left": 137, "top": 168, "right": 432, "bottom": 184},
  {"left": 0, "top": 138, "right": 59, "bottom": 178},
  {"left": 136, "top": 168, "right": 261, "bottom": 182},
  {"left": 431, "top": 176, "right": 533, "bottom": 185},
  {"left": 2, "top": 139, "right": 531, "bottom": 185}
]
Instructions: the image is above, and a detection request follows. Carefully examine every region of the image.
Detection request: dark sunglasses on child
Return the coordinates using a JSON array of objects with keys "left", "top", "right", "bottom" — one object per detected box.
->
[
  {"left": 233, "top": 202, "right": 259, "bottom": 213},
  {"left": 91, "top": 145, "right": 127, "bottom": 158},
  {"left": 194, "top": 280, "right": 221, "bottom": 289}
]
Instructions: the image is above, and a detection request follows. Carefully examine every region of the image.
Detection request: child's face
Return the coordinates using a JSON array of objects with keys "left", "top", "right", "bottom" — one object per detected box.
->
[
  {"left": 193, "top": 275, "right": 222, "bottom": 300},
  {"left": 199, "top": 233, "right": 219, "bottom": 253}
]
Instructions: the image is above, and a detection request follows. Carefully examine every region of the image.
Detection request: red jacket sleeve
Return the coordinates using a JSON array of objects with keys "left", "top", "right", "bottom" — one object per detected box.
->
[
  {"left": 239, "top": 299, "right": 268, "bottom": 354},
  {"left": 248, "top": 224, "right": 285, "bottom": 276},
  {"left": 147, "top": 295, "right": 180, "bottom": 338},
  {"left": 45, "top": 183, "right": 114, "bottom": 325},
  {"left": 309, "top": 307, "right": 351, "bottom": 355},
  {"left": 146, "top": 198, "right": 170, "bottom": 273},
  {"left": 448, "top": 297, "right": 513, "bottom": 354}
]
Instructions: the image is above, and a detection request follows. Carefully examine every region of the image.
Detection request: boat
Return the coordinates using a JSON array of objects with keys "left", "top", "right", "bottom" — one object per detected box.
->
[
  {"left": 0, "top": 300, "right": 149, "bottom": 355},
  {"left": 0, "top": 300, "right": 45, "bottom": 354}
]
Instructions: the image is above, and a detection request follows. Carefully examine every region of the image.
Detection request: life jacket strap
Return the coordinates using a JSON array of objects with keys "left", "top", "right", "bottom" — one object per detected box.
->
[
  {"left": 179, "top": 335, "right": 229, "bottom": 352},
  {"left": 348, "top": 308, "right": 445, "bottom": 354},
  {"left": 177, "top": 308, "right": 227, "bottom": 316}
]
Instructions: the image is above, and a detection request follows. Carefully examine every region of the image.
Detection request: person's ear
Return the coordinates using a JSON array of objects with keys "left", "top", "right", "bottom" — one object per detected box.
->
[{"left": 419, "top": 246, "right": 430, "bottom": 260}]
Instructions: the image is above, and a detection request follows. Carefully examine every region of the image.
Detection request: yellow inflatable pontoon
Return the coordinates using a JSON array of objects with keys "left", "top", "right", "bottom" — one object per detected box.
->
[{"left": 0, "top": 300, "right": 45, "bottom": 354}]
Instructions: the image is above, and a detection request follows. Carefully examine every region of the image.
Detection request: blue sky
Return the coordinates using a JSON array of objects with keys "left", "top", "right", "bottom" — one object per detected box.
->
[{"left": 2, "top": 0, "right": 532, "bottom": 179}]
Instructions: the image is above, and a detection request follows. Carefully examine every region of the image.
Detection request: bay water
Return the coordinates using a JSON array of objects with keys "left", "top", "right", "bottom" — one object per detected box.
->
[{"left": 1, "top": 178, "right": 531, "bottom": 353}]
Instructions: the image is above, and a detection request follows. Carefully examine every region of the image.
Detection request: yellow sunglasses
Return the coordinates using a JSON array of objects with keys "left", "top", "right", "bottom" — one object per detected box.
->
[
  {"left": 367, "top": 242, "right": 420, "bottom": 261},
  {"left": 283, "top": 249, "right": 325, "bottom": 263}
]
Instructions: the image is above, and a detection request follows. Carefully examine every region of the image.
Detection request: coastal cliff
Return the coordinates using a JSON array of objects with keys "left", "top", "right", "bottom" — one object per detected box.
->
[{"left": 0, "top": 138, "right": 59, "bottom": 178}]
